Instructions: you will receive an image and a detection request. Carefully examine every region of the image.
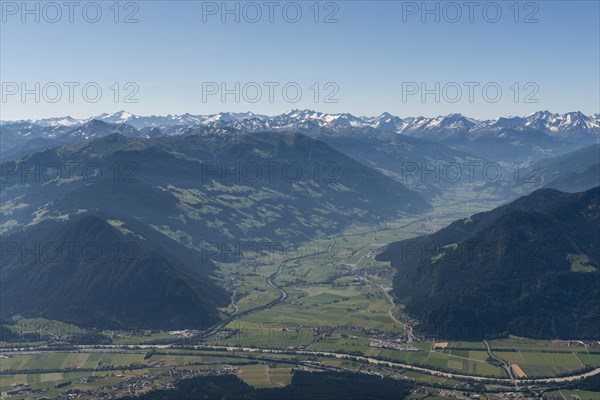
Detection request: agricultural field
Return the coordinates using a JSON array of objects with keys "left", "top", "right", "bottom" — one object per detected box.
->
[
  {"left": 0, "top": 352, "right": 145, "bottom": 372},
  {"left": 489, "top": 337, "right": 595, "bottom": 353},
  {"left": 493, "top": 350, "right": 598, "bottom": 377},
  {"left": 0, "top": 349, "right": 299, "bottom": 399},
  {"left": 235, "top": 363, "right": 292, "bottom": 388},
  {"left": 544, "top": 390, "right": 600, "bottom": 400}
]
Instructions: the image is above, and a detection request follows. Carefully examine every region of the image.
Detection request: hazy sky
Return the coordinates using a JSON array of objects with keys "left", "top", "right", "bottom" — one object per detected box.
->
[{"left": 1, "top": 0, "right": 599, "bottom": 120}]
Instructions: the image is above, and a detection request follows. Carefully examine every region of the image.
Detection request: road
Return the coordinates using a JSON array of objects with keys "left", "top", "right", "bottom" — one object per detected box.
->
[
  {"left": 351, "top": 246, "right": 414, "bottom": 342},
  {"left": 363, "top": 276, "right": 415, "bottom": 342},
  {"left": 484, "top": 339, "right": 516, "bottom": 385},
  {"left": 193, "top": 345, "right": 600, "bottom": 385},
  {"left": 4, "top": 343, "right": 599, "bottom": 386}
]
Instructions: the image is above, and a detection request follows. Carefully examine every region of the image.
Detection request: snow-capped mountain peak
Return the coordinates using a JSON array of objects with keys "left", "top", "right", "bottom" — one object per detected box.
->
[
  {"left": 94, "top": 110, "right": 137, "bottom": 124},
  {"left": 2, "top": 110, "right": 598, "bottom": 143}
]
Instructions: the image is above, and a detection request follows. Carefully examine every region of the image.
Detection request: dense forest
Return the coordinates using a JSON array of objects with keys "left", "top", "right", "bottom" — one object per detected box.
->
[{"left": 377, "top": 187, "right": 600, "bottom": 340}]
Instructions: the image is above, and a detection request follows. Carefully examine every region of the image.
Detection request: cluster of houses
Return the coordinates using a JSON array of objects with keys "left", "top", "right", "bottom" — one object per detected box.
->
[
  {"left": 1, "top": 383, "right": 32, "bottom": 398},
  {"left": 33, "top": 367, "right": 240, "bottom": 400},
  {"left": 168, "top": 329, "right": 198, "bottom": 338},
  {"left": 369, "top": 339, "right": 420, "bottom": 352}
]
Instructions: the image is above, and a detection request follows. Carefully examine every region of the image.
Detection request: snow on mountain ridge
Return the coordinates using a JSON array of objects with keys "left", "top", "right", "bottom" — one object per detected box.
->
[{"left": 3, "top": 111, "right": 599, "bottom": 139}]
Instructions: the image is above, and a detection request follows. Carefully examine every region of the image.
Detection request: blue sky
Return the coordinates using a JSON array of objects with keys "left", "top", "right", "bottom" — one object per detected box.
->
[{"left": 1, "top": 0, "right": 599, "bottom": 120}]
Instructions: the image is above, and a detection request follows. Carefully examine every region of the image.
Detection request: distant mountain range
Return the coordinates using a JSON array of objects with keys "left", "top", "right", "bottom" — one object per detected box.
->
[
  {"left": 3, "top": 109, "right": 599, "bottom": 137},
  {"left": 377, "top": 186, "right": 600, "bottom": 340},
  {"left": 3, "top": 110, "right": 598, "bottom": 163},
  {"left": 2, "top": 111, "right": 598, "bottom": 205}
]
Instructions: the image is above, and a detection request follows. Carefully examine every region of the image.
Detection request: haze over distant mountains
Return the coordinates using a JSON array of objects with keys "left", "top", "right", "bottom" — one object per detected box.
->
[
  {"left": 491, "top": 144, "right": 600, "bottom": 196},
  {"left": 2, "top": 109, "right": 598, "bottom": 204},
  {"left": 3, "top": 110, "right": 598, "bottom": 164}
]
